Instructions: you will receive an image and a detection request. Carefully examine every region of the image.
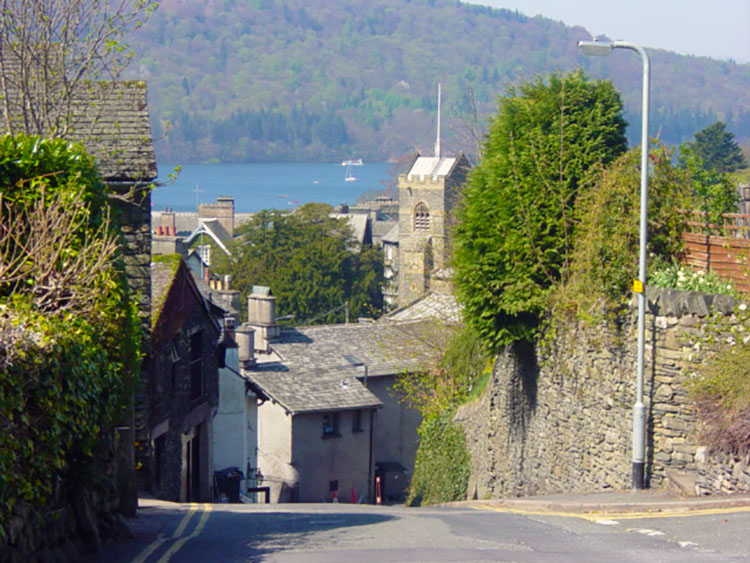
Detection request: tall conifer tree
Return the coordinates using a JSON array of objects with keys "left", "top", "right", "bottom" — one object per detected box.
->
[{"left": 453, "top": 70, "right": 627, "bottom": 349}]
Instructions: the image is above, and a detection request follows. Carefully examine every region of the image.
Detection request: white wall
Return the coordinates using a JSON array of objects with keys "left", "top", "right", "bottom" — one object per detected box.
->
[
  {"left": 257, "top": 401, "right": 296, "bottom": 502},
  {"left": 212, "top": 347, "right": 258, "bottom": 496}
]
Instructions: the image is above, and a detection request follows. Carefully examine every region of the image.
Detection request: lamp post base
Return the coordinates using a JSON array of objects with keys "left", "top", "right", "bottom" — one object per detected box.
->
[{"left": 632, "top": 461, "right": 646, "bottom": 490}]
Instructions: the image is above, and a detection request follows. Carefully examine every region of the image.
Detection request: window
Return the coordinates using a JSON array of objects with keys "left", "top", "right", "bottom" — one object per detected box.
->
[
  {"left": 352, "top": 409, "right": 363, "bottom": 433},
  {"left": 189, "top": 331, "right": 204, "bottom": 401},
  {"left": 322, "top": 413, "right": 340, "bottom": 438},
  {"left": 197, "top": 244, "right": 211, "bottom": 266},
  {"left": 414, "top": 202, "right": 430, "bottom": 231}
]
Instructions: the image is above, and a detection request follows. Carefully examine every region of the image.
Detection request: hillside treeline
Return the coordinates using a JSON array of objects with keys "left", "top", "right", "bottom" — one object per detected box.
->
[{"left": 131, "top": 0, "right": 750, "bottom": 163}]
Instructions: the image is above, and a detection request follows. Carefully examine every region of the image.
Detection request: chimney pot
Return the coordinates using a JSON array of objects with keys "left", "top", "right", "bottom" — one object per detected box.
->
[{"left": 236, "top": 324, "right": 256, "bottom": 368}]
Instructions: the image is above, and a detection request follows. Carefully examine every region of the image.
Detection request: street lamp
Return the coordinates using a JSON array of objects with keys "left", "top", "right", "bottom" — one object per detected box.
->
[{"left": 577, "top": 39, "right": 650, "bottom": 491}]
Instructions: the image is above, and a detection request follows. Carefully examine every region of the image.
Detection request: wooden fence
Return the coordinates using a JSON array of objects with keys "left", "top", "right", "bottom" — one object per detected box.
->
[{"left": 681, "top": 211, "right": 750, "bottom": 293}]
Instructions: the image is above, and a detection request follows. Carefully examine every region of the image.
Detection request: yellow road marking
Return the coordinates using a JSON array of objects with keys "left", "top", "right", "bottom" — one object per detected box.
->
[
  {"left": 473, "top": 503, "right": 750, "bottom": 521},
  {"left": 157, "top": 503, "right": 213, "bottom": 562},
  {"left": 132, "top": 503, "right": 199, "bottom": 563}
]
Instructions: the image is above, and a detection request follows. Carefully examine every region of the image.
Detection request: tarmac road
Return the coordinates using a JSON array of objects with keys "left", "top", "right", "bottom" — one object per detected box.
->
[{"left": 89, "top": 493, "right": 750, "bottom": 562}]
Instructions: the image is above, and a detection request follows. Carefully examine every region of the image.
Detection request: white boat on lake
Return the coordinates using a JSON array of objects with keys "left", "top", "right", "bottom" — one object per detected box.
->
[{"left": 341, "top": 158, "right": 363, "bottom": 166}]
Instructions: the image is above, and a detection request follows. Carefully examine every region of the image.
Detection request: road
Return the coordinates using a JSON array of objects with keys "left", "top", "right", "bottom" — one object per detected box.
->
[{"left": 90, "top": 500, "right": 750, "bottom": 562}]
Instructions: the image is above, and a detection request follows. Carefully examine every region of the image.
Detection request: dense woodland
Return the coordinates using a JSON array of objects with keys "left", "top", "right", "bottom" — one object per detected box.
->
[{"left": 128, "top": 0, "right": 750, "bottom": 163}]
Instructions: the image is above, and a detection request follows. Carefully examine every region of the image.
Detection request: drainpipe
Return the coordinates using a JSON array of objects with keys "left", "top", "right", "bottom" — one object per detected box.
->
[{"left": 368, "top": 409, "right": 374, "bottom": 504}]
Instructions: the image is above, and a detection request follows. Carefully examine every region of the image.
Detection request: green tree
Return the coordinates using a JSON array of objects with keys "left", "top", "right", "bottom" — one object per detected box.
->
[
  {"left": 679, "top": 144, "right": 739, "bottom": 227},
  {"left": 555, "top": 144, "right": 690, "bottom": 319},
  {"left": 214, "top": 203, "right": 384, "bottom": 324},
  {"left": 685, "top": 121, "right": 748, "bottom": 174},
  {"left": 453, "top": 70, "right": 627, "bottom": 350}
]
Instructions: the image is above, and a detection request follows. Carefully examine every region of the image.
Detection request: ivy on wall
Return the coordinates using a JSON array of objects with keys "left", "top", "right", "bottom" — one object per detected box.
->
[
  {"left": 396, "top": 324, "right": 490, "bottom": 506},
  {"left": 0, "top": 135, "right": 141, "bottom": 538},
  {"left": 406, "top": 411, "right": 471, "bottom": 506}
]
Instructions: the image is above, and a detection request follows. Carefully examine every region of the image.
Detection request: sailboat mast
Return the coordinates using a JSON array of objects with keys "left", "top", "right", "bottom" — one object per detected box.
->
[{"left": 434, "top": 83, "right": 442, "bottom": 158}]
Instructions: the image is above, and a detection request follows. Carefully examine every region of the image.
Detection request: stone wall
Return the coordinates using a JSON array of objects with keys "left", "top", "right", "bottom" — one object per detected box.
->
[
  {"left": 456, "top": 288, "right": 744, "bottom": 499},
  {"left": 1, "top": 435, "right": 133, "bottom": 563},
  {"left": 695, "top": 451, "right": 750, "bottom": 495},
  {"left": 109, "top": 183, "right": 152, "bottom": 516}
]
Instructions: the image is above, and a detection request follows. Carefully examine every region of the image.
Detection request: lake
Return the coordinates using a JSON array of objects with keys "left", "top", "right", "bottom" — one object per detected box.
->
[{"left": 152, "top": 162, "right": 394, "bottom": 213}]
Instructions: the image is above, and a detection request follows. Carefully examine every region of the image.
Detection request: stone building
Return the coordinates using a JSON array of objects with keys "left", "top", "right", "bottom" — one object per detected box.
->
[
  {"left": 150, "top": 257, "right": 222, "bottom": 502},
  {"left": 396, "top": 151, "right": 470, "bottom": 307}
]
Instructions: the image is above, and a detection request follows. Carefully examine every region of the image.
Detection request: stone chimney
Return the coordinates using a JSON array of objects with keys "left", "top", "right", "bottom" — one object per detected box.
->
[
  {"left": 246, "top": 286, "right": 280, "bottom": 353},
  {"left": 161, "top": 210, "right": 176, "bottom": 233},
  {"left": 151, "top": 208, "right": 185, "bottom": 256},
  {"left": 235, "top": 323, "right": 256, "bottom": 369},
  {"left": 198, "top": 196, "right": 235, "bottom": 236}
]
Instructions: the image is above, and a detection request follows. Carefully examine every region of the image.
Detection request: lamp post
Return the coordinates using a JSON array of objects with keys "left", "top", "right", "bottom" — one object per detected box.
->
[{"left": 577, "top": 39, "right": 650, "bottom": 490}]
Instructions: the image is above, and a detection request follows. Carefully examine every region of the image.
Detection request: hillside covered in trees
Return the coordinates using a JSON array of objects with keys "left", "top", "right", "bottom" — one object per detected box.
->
[{"left": 128, "top": 0, "right": 750, "bottom": 163}]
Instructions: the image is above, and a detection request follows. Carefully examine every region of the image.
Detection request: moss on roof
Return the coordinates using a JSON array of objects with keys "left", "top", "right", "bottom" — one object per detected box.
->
[{"left": 151, "top": 254, "right": 184, "bottom": 329}]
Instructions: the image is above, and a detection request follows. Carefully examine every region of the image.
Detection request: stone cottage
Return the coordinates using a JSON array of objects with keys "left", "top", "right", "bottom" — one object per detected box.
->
[{"left": 150, "top": 256, "right": 222, "bottom": 502}]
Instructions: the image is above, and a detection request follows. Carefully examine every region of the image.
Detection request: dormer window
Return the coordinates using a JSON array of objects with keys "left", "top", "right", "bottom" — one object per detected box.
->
[{"left": 414, "top": 202, "right": 430, "bottom": 231}]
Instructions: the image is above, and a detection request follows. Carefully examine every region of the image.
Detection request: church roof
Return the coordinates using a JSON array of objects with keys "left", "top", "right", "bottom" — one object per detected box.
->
[
  {"left": 329, "top": 213, "right": 370, "bottom": 246},
  {"left": 406, "top": 156, "right": 458, "bottom": 181},
  {"left": 382, "top": 224, "right": 399, "bottom": 244}
]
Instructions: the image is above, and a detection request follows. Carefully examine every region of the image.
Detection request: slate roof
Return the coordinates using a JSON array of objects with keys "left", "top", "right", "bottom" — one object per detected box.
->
[
  {"left": 151, "top": 260, "right": 179, "bottom": 320},
  {"left": 1, "top": 80, "right": 157, "bottom": 182},
  {"left": 329, "top": 213, "right": 370, "bottom": 247},
  {"left": 184, "top": 219, "right": 233, "bottom": 255},
  {"left": 69, "top": 81, "right": 157, "bottom": 182},
  {"left": 244, "top": 320, "right": 446, "bottom": 415},
  {"left": 151, "top": 258, "right": 219, "bottom": 336},
  {"left": 385, "top": 292, "right": 463, "bottom": 324},
  {"left": 372, "top": 219, "right": 398, "bottom": 243},
  {"left": 382, "top": 224, "right": 399, "bottom": 244}
]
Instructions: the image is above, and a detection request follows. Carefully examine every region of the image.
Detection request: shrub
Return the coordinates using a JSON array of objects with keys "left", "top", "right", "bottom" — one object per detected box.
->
[
  {"left": 0, "top": 135, "right": 141, "bottom": 537},
  {"left": 554, "top": 145, "right": 690, "bottom": 321},
  {"left": 406, "top": 411, "right": 471, "bottom": 506},
  {"left": 453, "top": 70, "right": 627, "bottom": 351},
  {"left": 689, "top": 325, "right": 750, "bottom": 455}
]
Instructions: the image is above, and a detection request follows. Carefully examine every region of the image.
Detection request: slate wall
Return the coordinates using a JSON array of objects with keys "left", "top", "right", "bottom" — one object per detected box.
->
[{"left": 456, "top": 288, "right": 747, "bottom": 499}]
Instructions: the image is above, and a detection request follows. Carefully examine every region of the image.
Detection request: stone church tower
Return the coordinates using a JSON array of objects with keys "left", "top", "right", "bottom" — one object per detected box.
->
[{"left": 396, "top": 151, "right": 470, "bottom": 307}]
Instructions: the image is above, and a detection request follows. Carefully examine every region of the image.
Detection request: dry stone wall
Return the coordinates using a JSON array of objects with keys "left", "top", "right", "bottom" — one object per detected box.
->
[{"left": 456, "top": 288, "right": 746, "bottom": 499}]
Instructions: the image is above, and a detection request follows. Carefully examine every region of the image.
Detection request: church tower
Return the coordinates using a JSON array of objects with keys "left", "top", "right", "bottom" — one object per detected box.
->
[{"left": 396, "top": 85, "right": 470, "bottom": 307}]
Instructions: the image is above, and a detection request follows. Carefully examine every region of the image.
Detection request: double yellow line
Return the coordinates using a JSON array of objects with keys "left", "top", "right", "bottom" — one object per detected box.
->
[
  {"left": 474, "top": 503, "right": 750, "bottom": 520},
  {"left": 133, "top": 503, "right": 213, "bottom": 563}
]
